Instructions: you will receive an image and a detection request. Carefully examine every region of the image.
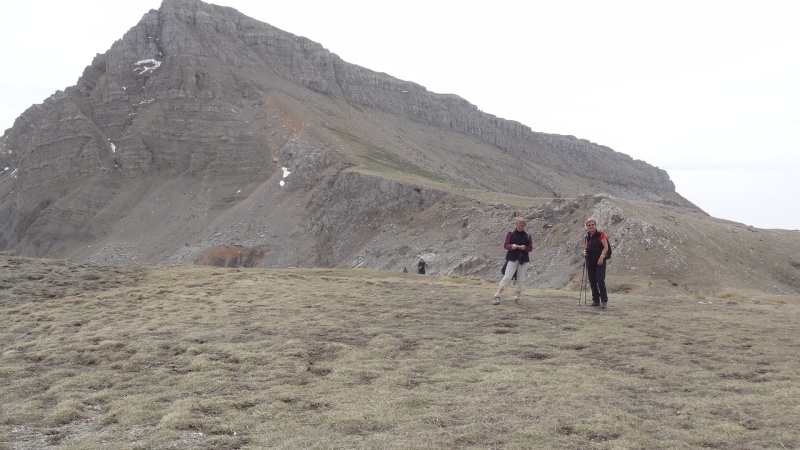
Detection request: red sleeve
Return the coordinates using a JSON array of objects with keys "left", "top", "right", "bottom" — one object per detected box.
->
[
  {"left": 503, "top": 232, "right": 514, "bottom": 251},
  {"left": 600, "top": 232, "right": 607, "bottom": 240}
]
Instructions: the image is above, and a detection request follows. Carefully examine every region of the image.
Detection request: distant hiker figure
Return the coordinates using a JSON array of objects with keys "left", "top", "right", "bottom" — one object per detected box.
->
[
  {"left": 493, "top": 217, "right": 532, "bottom": 305},
  {"left": 583, "top": 218, "right": 610, "bottom": 308},
  {"left": 417, "top": 257, "right": 427, "bottom": 275}
]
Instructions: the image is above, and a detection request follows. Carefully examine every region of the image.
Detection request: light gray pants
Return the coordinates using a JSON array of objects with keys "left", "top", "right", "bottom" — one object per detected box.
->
[{"left": 498, "top": 261, "right": 528, "bottom": 292}]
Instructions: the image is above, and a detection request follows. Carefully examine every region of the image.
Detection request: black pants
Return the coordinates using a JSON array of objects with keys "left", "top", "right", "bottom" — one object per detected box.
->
[{"left": 586, "top": 258, "right": 608, "bottom": 303}]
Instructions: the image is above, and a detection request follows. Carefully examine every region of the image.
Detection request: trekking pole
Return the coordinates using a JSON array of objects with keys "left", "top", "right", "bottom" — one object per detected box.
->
[{"left": 579, "top": 257, "right": 586, "bottom": 305}]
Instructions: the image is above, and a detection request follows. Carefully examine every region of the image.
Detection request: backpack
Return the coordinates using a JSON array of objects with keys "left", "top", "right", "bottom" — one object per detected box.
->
[{"left": 585, "top": 230, "right": 612, "bottom": 259}]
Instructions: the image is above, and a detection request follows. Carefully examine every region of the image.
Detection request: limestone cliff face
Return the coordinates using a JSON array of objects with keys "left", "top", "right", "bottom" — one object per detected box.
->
[
  {"left": 64, "top": 0, "right": 673, "bottom": 193},
  {"left": 6, "top": 0, "right": 792, "bottom": 297}
]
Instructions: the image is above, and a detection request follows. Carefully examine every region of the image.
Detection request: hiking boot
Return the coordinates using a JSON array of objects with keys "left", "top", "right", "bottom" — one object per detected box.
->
[
  {"left": 514, "top": 297, "right": 520, "bottom": 305},
  {"left": 492, "top": 296, "right": 500, "bottom": 305},
  {"left": 600, "top": 302, "right": 608, "bottom": 309},
  {"left": 590, "top": 301, "right": 600, "bottom": 307}
]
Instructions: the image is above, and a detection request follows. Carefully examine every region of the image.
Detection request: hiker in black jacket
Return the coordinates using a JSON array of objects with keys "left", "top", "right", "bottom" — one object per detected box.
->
[
  {"left": 493, "top": 217, "right": 533, "bottom": 305},
  {"left": 583, "top": 217, "right": 610, "bottom": 308},
  {"left": 417, "top": 257, "right": 427, "bottom": 274}
]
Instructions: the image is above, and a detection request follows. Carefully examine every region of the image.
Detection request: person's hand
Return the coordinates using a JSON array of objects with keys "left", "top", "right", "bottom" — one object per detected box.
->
[
  {"left": 512, "top": 244, "right": 518, "bottom": 249},
  {"left": 598, "top": 257, "right": 604, "bottom": 266}
]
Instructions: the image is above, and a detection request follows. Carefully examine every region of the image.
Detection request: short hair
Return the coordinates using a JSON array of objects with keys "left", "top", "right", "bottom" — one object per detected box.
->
[
  {"left": 515, "top": 217, "right": 527, "bottom": 225},
  {"left": 585, "top": 217, "right": 597, "bottom": 226}
]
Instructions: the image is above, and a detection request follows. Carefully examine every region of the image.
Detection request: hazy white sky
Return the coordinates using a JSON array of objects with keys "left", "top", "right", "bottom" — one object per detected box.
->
[{"left": 1, "top": 0, "right": 798, "bottom": 229}]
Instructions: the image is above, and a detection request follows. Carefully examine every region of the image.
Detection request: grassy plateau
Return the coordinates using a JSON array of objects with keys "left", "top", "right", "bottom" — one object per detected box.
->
[{"left": 1, "top": 258, "right": 799, "bottom": 449}]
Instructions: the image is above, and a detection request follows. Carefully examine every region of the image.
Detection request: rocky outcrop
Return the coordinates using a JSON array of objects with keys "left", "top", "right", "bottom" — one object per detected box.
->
[
  {"left": 83, "top": 0, "right": 674, "bottom": 193},
  {"left": 3, "top": 0, "right": 679, "bottom": 203}
]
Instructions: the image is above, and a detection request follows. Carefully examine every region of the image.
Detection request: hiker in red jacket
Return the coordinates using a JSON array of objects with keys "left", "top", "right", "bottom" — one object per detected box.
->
[{"left": 583, "top": 217, "right": 610, "bottom": 308}]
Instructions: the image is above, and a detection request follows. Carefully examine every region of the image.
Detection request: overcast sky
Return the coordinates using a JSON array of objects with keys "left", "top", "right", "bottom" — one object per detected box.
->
[{"left": 1, "top": 0, "right": 798, "bottom": 230}]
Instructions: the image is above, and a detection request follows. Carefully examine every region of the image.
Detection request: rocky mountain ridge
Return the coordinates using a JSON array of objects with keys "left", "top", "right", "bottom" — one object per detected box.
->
[{"left": 1, "top": 0, "right": 798, "bottom": 296}]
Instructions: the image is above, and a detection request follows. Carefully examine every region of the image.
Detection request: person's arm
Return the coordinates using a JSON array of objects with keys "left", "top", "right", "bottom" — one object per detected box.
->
[
  {"left": 503, "top": 232, "right": 515, "bottom": 251},
  {"left": 598, "top": 234, "right": 609, "bottom": 265},
  {"left": 521, "top": 235, "right": 533, "bottom": 253}
]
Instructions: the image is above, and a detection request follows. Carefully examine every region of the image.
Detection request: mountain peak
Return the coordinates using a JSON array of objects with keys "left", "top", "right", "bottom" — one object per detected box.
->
[{"left": 6, "top": 1, "right": 793, "bottom": 297}]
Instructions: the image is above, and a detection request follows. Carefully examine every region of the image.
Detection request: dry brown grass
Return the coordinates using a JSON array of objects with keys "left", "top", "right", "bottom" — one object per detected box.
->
[{"left": 1, "top": 258, "right": 799, "bottom": 449}]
